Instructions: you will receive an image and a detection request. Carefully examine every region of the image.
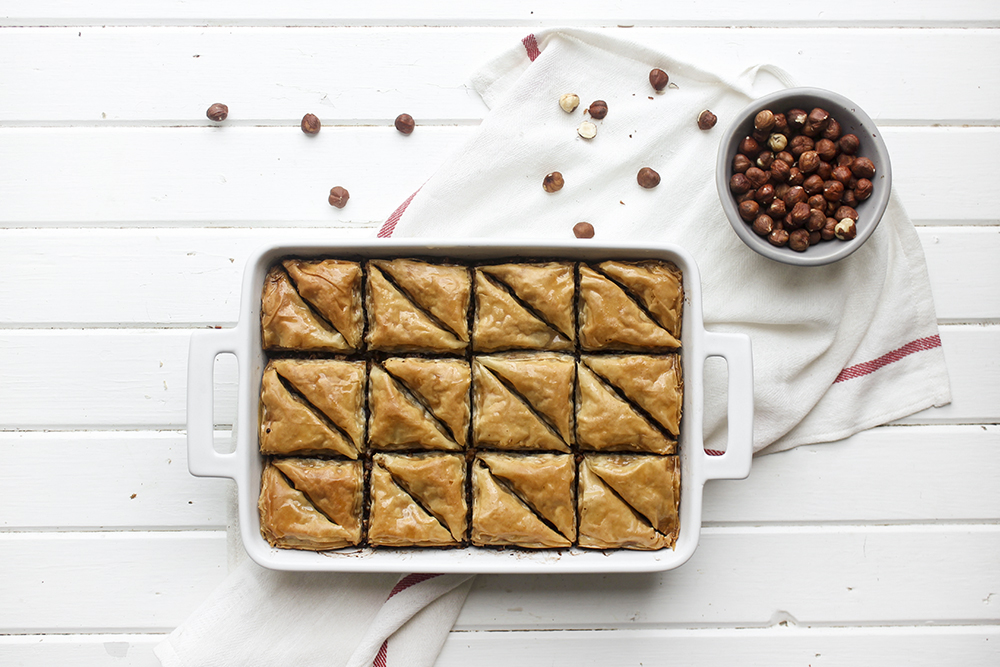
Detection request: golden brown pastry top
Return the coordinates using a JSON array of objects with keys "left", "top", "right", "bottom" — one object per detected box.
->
[{"left": 261, "top": 266, "right": 352, "bottom": 352}]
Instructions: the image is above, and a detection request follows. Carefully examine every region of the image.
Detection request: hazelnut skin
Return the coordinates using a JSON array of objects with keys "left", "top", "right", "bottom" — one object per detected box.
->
[
  {"left": 755, "top": 183, "right": 776, "bottom": 205},
  {"left": 798, "top": 151, "right": 820, "bottom": 173},
  {"left": 752, "top": 214, "right": 775, "bottom": 236},
  {"left": 745, "top": 167, "right": 769, "bottom": 189},
  {"left": 394, "top": 113, "right": 415, "bottom": 134},
  {"left": 808, "top": 194, "right": 827, "bottom": 210},
  {"left": 776, "top": 150, "right": 795, "bottom": 165},
  {"left": 803, "top": 174, "right": 825, "bottom": 196},
  {"left": 815, "top": 138, "right": 838, "bottom": 162},
  {"left": 822, "top": 118, "right": 842, "bottom": 141},
  {"left": 842, "top": 190, "right": 859, "bottom": 208},
  {"left": 790, "top": 202, "right": 811, "bottom": 225},
  {"left": 787, "top": 108, "right": 808, "bottom": 131},
  {"left": 787, "top": 167, "right": 805, "bottom": 187},
  {"left": 832, "top": 165, "right": 853, "bottom": 185},
  {"left": 851, "top": 157, "right": 876, "bottom": 179},
  {"left": 773, "top": 113, "right": 789, "bottom": 135},
  {"left": 733, "top": 154, "right": 752, "bottom": 173},
  {"left": 789, "top": 135, "right": 815, "bottom": 158},
  {"left": 835, "top": 219, "right": 858, "bottom": 240},
  {"left": 736, "top": 189, "right": 757, "bottom": 203},
  {"left": 768, "top": 229, "right": 790, "bottom": 247},
  {"left": 755, "top": 110, "right": 776, "bottom": 132},
  {"left": 809, "top": 230, "right": 822, "bottom": 246},
  {"left": 739, "top": 136, "right": 761, "bottom": 157},
  {"left": 770, "top": 159, "right": 791, "bottom": 183},
  {"left": 823, "top": 180, "right": 845, "bottom": 203},
  {"left": 806, "top": 208, "right": 827, "bottom": 232},
  {"left": 698, "top": 110, "right": 718, "bottom": 130},
  {"left": 542, "top": 171, "right": 565, "bottom": 193},
  {"left": 573, "top": 222, "right": 595, "bottom": 239},
  {"left": 802, "top": 107, "right": 830, "bottom": 137},
  {"left": 822, "top": 217, "right": 839, "bottom": 241},
  {"left": 206, "top": 103, "right": 228, "bottom": 122},
  {"left": 328, "top": 186, "right": 350, "bottom": 208},
  {"left": 839, "top": 134, "right": 861, "bottom": 155},
  {"left": 649, "top": 68, "right": 670, "bottom": 91},
  {"left": 788, "top": 228, "right": 811, "bottom": 252},
  {"left": 783, "top": 185, "right": 807, "bottom": 207},
  {"left": 756, "top": 151, "right": 774, "bottom": 169},
  {"left": 768, "top": 199, "right": 788, "bottom": 218},
  {"left": 835, "top": 206, "right": 859, "bottom": 222},
  {"left": 738, "top": 200, "right": 761, "bottom": 222},
  {"left": 855, "top": 178, "right": 874, "bottom": 201},
  {"left": 817, "top": 161, "right": 834, "bottom": 180},
  {"left": 301, "top": 113, "right": 321, "bottom": 134},
  {"left": 588, "top": 100, "right": 608, "bottom": 119},
  {"left": 730, "top": 173, "right": 752, "bottom": 194},
  {"left": 637, "top": 167, "right": 661, "bottom": 189}
]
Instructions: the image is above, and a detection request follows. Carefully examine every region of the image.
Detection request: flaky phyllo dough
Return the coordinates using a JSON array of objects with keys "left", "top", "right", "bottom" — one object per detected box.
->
[
  {"left": 474, "top": 262, "right": 575, "bottom": 352},
  {"left": 261, "top": 261, "right": 362, "bottom": 352}
]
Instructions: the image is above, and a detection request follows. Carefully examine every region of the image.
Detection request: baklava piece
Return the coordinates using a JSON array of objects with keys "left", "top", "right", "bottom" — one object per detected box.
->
[
  {"left": 282, "top": 259, "right": 364, "bottom": 350},
  {"left": 575, "top": 358, "right": 675, "bottom": 455},
  {"left": 368, "top": 360, "right": 469, "bottom": 452},
  {"left": 473, "top": 262, "right": 575, "bottom": 352},
  {"left": 578, "top": 262, "right": 682, "bottom": 352},
  {"left": 259, "top": 360, "right": 364, "bottom": 458},
  {"left": 366, "top": 259, "right": 470, "bottom": 353},
  {"left": 471, "top": 454, "right": 574, "bottom": 548},
  {"left": 258, "top": 458, "right": 363, "bottom": 550},
  {"left": 578, "top": 454, "right": 680, "bottom": 550},
  {"left": 472, "top": 353, "right": 574, "bottom": 452},
  {"left": 261, "top": 265, "right": 353, "bottom": 352},
  {"left": 582, "top": 354, "right": 682, "bottom": 439},
  {"left": 368, "top": 453, "right": 467, "bottom": 546}
]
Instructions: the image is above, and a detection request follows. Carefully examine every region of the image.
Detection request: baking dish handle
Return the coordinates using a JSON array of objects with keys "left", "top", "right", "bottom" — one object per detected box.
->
[
  {"left": 187, "top": 327, "right": 241, "bottom": 479},
  {"left": 701, "top": 330, "right": 754, "bottom": 481}
]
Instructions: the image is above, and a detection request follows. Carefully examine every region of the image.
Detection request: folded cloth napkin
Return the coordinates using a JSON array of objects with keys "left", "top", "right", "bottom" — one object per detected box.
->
[{"left": 379, "top": 28, "right": 952, "bottom": 455}]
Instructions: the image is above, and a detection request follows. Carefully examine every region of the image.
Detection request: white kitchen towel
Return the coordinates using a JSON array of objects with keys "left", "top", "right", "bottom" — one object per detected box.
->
[
  {"left": 154, "top": 561, "right": 474, "bottom": 667},
  {"left": 378, "top": 29, "right": 951, "bottom": 455}
]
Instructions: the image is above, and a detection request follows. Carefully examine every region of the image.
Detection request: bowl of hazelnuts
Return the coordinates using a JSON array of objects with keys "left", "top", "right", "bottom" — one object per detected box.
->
[{"left": 715, "top": 88, "right": 891, "bottom": 266}]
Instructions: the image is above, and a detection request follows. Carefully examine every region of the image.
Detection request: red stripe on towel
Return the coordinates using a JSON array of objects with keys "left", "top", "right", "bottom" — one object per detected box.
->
[
  {"left": 372, "top": 574, "right": 443, "bottom": 667},
  {"left": 373, "top": 640, "right": 388, "bottom": 667},
  {"left": 705, "top": 449, "right": 725, "bottom": 456},
  {"left": 522, "top": 34, "right": 541, "bottom": 61},
  {"left": 834, "top": 335, "right": 942, "bottom": 383},
  {"left": 377, "top": 188, "right": 421, "bottom": 238}
]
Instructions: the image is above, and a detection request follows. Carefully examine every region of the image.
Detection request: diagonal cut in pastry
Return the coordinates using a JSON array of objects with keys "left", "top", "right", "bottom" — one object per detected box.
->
[
  {"left": 577, "top": 456, "right": 672, "bottom": 550},
  {"left": 270, "top": 358, "right": 366, "bottom": 452},
  {"left": 471, "top": 459, "right": 571, "bottom": 548},
  {"left": 576, "top": 362, "right": 675, "bottom": 455},
  {"left": 258, "top": 461, "right": 362, "bottom": 550},
  {"left": 582, "top": 354, "right": 683, "bottom": 437},
  {"left": 477, "top": 262, "right": 575, "bottom": 344},
  {"left": 578, "top": 264, "right": 681, "bottom": 352},
  {"left": 261, "top": 266, "right": 351, "bottom": 352},
  {"left": 368, "top": 364, "right": 462, "bottom": 451},
  {"left": 381, "top": 357, "right": 470, "bottom": 447},
  {"left": 472, "top": 354, "right": 573, "bottom": 452},
  {"left": 597, "top": 260, "right": 683, "bottom": 340},
  {"left": 368, "top": 456, "right": 460, "bottom": 546},
  {"left": 374, "top": 453, "right": 467, "bottom": 542},
  {"left": 477, "top": 452, "right": 576, "bottom": 542},
  {"left": 366, "top": 260, "right": 469, "bottom": 353},
  {"left": 473, "top": 268, "right": 573, "bottom": 352},
  {"left": 282, "top": 259, "right": 364, "bottom": 349},
  {"left": 259, "top": 363, "right": 359, "bottom": 458},
  {"left": 585, "top": 454, "right": 679, "bottom": 542}
]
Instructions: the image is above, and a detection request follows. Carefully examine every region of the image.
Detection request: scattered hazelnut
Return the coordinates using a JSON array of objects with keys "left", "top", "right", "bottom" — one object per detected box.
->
[
  {"left": 300, "top": 113, "right": 321, "bottom": 134},
  {"left": 698, "top": 110, "right": 718, "bottom": 130},
  {"left": 835, "top": 219, "right": 858, "bottom": 240},
  {"left": 328, "top": 186, "right": 349, "bottom": 208},
  {"left": 394, "top": 113, "right": 415, "bottom": 135},
  {"left": 754, "top": 110, "right": 776, "bottom": 132},
  {"left": 788, "top": 228, "right": 811, "bottom": 252},
  {"left": 206, "top": 103, "right": 228, "bottom": 122},
  {"left": 559, "top": 93, "right": 580, "bottom": 113},
  {"left": 768, "top": 133, "right": 788, "bottom": 152},
  {"left": 588, "top": 100, "right": 608, "bottom": 119},
  {"left": 739, "top": 200, "right": 760, "bottom": 222},
  {"left": 542, "top": 171, "right": 565, "bottom": 193},
  {"left": 577, "top": 121, "right": 597, "bottom": 139},
  {"left": 649, "top": 68, "right": 670, "bottom": 91},
  {"left": 855, "top": 178, "right": 874, "bottom": 201},
  {"left": 752, "top": 214, "right": 775, "bottom": 236},
  {"left": 573, "top": 222, "right": 595, "bottom": 239},
  {"left": 768, "top": 229, "right": 790, "bottom": 247},
  {"left": 637, "top": 167, "right": 661, "bottom": 189}
]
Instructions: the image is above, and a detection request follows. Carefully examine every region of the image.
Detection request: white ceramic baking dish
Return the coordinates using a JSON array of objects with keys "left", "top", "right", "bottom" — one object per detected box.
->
[{"left": 187, "top": 239, "right": 753, "bottom": 573}]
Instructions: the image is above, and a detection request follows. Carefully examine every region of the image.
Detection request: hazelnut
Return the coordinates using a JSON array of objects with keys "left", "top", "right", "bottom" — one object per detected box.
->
[
  {"left": 739, "top": 200, "right": 761, "bottom": 222},
  {"left": 787, "top": 108, "right": 808, "bottom": 131},
  {"left": 832, "top": 165, "right": 853, "bottom": 185},
  {"left": 789, "top": 135, "right": 814, "bottom": 158},
  {"left": 806, "top": 208, "right": 827, "bottom": 232},
  {"left": 788, "top": 167, "right": 805, "bottom": 187},
  {"left": 649, "top": 68, "right": 670, "bottom": 91},
  {"left": 588, "top": 100, "right": 608, "bottom": 119},
  {"left": 855, "top": 178, "right": 874, "bottom": 201},
  {"left": 803, "top": 174, "right": 825, "bottom": 195},
  {"left": 754, "top": 110, "right": 776, "bottom": 132},
  {"left": 328, "top": 186, "right": 350, "bottom": 208},
  {"left": 745, "top": 167, "right": 769, "bottom": 189},
  {"left": 573, "top": 222, "right": 595, "bottom": 239},
  {"left": 842, "top": 189, "right": 859, "bottom": 208},
  {"left": 776, "top": 150, "right": 795, "bottom": 165},
  {"left": 770, "top": 159, "right": 791, "bottom": 182},
  {"left": 768, "top": 198, "right": 788, "bottom": 218},
  {"left": 697, "top": 110, "right": 718, "bottom": 130},
  {"left": 815, "top": 138, "right": 838, "bottom": 162},
  {"left": 206, "top": 103, "right": 228, "bottom": 122},
  {"left": 542, "top": 171, "right": 565, "bottom": 193},
  {"left": 774, "top": 183, "right": 791, "bottom": 200},
  {"left": 773, "top": 113, "right": 789, "bottom": 135},
  {"left": 788, "top": 228, "right": 811, "bottom": 252},
  {"left": 559, "top": 94, "right": 580, "bottom": 113},
  {"left": 737, "top": 189, "right": 757, "bottom": 203},
  {"left": 301, "top": 113, "right": 321, "bottom": 134},
  {"left": 808, "top": 194, "right": 827, "bottom": 210},
  {"left": 790, "top": 201, "right": 811, "bottom": 225},
  {"left": 851, "top": 157, "right": 876, "bottom": 179},
  {"left": 822, "top": 217, "right": 839, "bottom": 241},
  {"left": 733, "top": 154, "right": 752, "bottom": 173},
  {"left": 755, "top": 183, "right": 776, "bottom": 205},
  {"left": 768, "top": 229, "right": 790, "bottom": 247},
  {"left": 768, "top": 133, "right": 788, "bottom": 152},
  {"left": 836, "top": 154, "right": 856, "bottom": 168},
  {"left": 752, "top": 214, "right": 775, "bottom": 236},
  {"left": 577, "top": 121, "right": 597, "bottom": 139},
  {"left": 394, "top": 113, "right": 415, "bottom": 135},
  {"left": 739, "top": 136, "right": 761, "bottom": 157},
  {"left": 798, "top": 151, "right": 820, "bottom": 173},
  {"left": 637, "top": 167, "right": 661, "bottom": 189},
  {"left": 817, "top": 161, "right": 834, "bottom": 180},
  {"left": 835, "top": 219, "right": 858, "bottom": 240},
  {"left": 835, "top": 205, "right": 859, "bottom": 222},
  {"left": 823, "top": 180, "right": 845, "bottom": 203},
  {"left": 839, "top": 134, "right": 860, "bottom": 155},
  {"left": 784, "top": 185, "right": 807, "bottom": 206},
  {"left": 823, "top": 118, "right": 842, "bottom": 141},
  {"left": 752, "top": 129, "right": 770, "bottom": 145},
  {"left": 809, "top": 230, "right": 822, "bottom": 246},
  {"left": 756, "top": 151, "right": 774, "bottom": 169},
  {"left": 729, "top": 173, "right": 752, "bottom": 194}
]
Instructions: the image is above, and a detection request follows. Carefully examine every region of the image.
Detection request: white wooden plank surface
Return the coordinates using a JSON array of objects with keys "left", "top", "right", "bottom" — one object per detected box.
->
[
  {"left": 2, "top": 226, "right": 997, "bottom": 326},
  {"left": 1, "top": 28, "right": 997, "bottom": 123}
]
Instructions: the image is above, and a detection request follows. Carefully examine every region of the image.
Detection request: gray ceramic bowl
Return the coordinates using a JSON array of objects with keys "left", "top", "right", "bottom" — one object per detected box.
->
[{"left": 716, "top": 88, "right": 891, "bottom": 266}]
